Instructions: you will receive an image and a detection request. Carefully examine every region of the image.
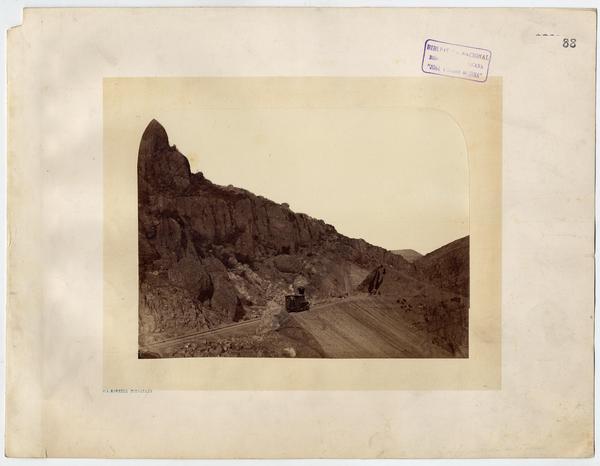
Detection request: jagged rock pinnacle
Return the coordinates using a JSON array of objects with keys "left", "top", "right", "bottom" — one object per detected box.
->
[
  {"left": 139, "top": 119, "right": 170, "bottom": 156},
  {"left": 138, "top": 119, "right": 191, "bottom": 195}
]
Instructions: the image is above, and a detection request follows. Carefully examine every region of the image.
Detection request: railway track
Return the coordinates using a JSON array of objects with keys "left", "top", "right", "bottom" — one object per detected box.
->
[
  {"left": 139, "top": 300, "right": 340, "bottom": 353},
  {"left": 140, "top": 317, "right": 261, "bottom": 352}
]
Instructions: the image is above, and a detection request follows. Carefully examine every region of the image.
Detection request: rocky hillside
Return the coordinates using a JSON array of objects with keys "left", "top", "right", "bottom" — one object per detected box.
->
[
  {"left": 357, "top": 237, "right": 470, "bottom": 356},
  {"left": 138, "top": 119, "right": 414, "bottom": 344},
  {"left": 415, "top": 236, "right": 469, "bottom": 297}
]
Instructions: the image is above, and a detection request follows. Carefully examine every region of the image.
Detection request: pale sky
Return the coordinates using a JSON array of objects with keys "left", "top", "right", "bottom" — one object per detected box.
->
[{"left": 115, "top": 78, "right": 469, "bottom": 254}]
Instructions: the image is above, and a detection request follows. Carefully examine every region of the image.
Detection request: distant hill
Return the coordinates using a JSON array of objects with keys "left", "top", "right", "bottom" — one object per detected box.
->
[{"left": 391, "top": 249, "right": 423, "bottom": 263}]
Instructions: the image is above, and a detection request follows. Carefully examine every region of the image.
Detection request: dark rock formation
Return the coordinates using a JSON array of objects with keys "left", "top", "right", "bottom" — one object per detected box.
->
[
  {"left": 358, "top": 265, "right": 387, "bottom": 295},
  {"left": 138, "top": 119, "right": 415, "bottom": 344}
]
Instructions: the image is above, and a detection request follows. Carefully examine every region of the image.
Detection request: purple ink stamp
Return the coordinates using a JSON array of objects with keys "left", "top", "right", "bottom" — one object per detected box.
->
[{"left": 422, "top": 39, "right": 491, "bottom": 83}]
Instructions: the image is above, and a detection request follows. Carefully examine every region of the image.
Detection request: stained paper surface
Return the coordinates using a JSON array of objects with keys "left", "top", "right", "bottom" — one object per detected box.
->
[{"left": 6, "top": 7, "right": 595, "bottom": 458}]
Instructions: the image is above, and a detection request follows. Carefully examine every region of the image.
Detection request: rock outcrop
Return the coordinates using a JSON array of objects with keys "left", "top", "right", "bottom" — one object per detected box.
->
[
  {"left": 358, "top": 265, "right": 387, "bottom": 295},
  {"left": 138, "top": 119, "right": 414, "bottom": 344}
]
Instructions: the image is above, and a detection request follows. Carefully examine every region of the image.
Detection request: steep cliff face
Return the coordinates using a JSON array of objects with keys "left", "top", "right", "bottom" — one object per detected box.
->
[{"left": 138, "top": 119, "right": 414, "bottom": 344}]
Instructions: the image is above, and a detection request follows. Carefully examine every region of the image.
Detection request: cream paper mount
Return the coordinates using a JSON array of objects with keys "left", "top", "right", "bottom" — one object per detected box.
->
[{"left": 6, "top": 7, "right": 595, "bottom": 459}]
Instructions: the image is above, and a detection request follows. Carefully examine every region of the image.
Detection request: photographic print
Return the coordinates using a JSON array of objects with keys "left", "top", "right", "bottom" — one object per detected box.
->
[{"left": 135, "top": 79, "right": 470, "bottom": 359}]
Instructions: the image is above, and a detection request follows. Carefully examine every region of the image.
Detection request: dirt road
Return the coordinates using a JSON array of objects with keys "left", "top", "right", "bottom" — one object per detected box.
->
[{"left": 294, "top": 296, "right": 452, "bottom": 358}]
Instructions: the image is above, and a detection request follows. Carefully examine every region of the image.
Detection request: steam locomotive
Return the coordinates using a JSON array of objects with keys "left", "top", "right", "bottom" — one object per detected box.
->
[{"left": 284, "top": 287, "right": 310, "bottom": 312}]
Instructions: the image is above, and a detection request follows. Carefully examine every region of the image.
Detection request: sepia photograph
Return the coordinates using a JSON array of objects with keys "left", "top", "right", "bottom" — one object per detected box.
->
[{"left": 134, "top": 79, "right": 470, "bottom": 359}]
